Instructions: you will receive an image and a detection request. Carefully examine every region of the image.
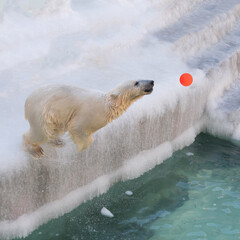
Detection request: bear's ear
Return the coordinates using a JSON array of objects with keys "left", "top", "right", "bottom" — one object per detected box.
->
[
  {"left": 110, "top": 91, "right": 121, "bottom": 106},
  {"left": 110, "top": 89, "right": 120, "bottom": 99},
  {"left": 110, "top": 93, "right": 118, "bottom": 100}
]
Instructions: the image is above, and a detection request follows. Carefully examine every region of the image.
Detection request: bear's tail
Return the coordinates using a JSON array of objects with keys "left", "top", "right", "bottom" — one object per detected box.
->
[{"left": 24, "top": 100, "right": 28, "bottom": 120}]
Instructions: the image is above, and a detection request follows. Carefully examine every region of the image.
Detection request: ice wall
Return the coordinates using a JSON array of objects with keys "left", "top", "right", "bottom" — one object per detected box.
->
[{"left": 0, "top": 0, "right": 240, "bottom": 238}]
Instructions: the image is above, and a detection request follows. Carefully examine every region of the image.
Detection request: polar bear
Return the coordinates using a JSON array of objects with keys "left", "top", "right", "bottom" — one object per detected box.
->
[{"left": 22, "top": 80, "right": 154, "bottom": 158}]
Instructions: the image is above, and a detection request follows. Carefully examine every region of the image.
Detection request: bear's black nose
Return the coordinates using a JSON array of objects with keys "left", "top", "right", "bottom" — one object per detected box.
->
[{"left": 150, "top": 80, "right": 154, "bottom": 86}]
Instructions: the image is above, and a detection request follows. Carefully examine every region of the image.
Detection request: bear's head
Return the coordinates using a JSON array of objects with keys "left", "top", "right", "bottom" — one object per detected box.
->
[
  {"left": 132, "top": 80, "right": 154, "bottom": 97},
  {"left": 109, "top": 80, "right": 154, "bottom": 103},
  {"left": 106, "top": 80, "right": 154, "bottom": 120}
]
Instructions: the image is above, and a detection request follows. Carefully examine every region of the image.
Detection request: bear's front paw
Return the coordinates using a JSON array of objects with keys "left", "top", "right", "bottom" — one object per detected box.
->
[
  {"left": 76, "top": 138, "right": 93, "bottom": 152},
  {"left": 76, "top": 144, "right": 86, "bottom": 152}
]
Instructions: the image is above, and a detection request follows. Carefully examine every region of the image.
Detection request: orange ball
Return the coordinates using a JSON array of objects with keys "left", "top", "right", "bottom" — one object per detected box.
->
[{"left": 180, "top": 73, "right": 193, "bottom": 86}]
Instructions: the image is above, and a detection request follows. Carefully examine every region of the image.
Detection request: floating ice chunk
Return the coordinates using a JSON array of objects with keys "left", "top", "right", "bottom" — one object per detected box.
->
[
  {"left": 101, "top": 207, "right": 114, "bottom": 218},
  {"left": 125, "top": 190, "right": 133, "bottom": 196},
  {"left": 186, "top": 152, "right": 194, "bottom": 156}
]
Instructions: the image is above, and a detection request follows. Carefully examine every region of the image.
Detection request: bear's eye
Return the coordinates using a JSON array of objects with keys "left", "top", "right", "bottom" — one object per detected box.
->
[{"left": 134, "top": 81, "right": 139, "bottom": 86}]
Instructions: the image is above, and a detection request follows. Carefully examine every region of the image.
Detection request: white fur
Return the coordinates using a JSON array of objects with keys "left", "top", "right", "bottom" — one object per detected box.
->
[{"left": 22, "top": 81, "right": 152, "bottom": 158}]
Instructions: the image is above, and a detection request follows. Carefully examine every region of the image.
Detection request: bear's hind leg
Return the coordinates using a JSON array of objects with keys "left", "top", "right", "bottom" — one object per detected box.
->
[{"left": 22, "top": 131, "right": 44, "bottom": 159}]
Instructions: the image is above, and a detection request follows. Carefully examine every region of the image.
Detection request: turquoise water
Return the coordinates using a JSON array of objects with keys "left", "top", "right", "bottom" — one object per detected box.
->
[{"left": 21, "top": 134, "right": 240, "bottom": 240}]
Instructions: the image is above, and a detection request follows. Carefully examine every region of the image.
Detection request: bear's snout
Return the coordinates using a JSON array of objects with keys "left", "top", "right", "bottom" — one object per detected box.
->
[
  {"left": 138, "top": 80, "right": 154, "bottom": 94},
  {"left": 150, "top": 80, "right": 154, "bottom": 86}
]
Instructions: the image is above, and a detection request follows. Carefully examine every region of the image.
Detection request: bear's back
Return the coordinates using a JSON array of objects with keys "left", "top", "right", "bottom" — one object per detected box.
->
[
  {"left": 26, "top": 85, "right": 103, "bottom": 107},
  {"left": 25, "top": 85, "right": 105, "bottom": 126}
]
